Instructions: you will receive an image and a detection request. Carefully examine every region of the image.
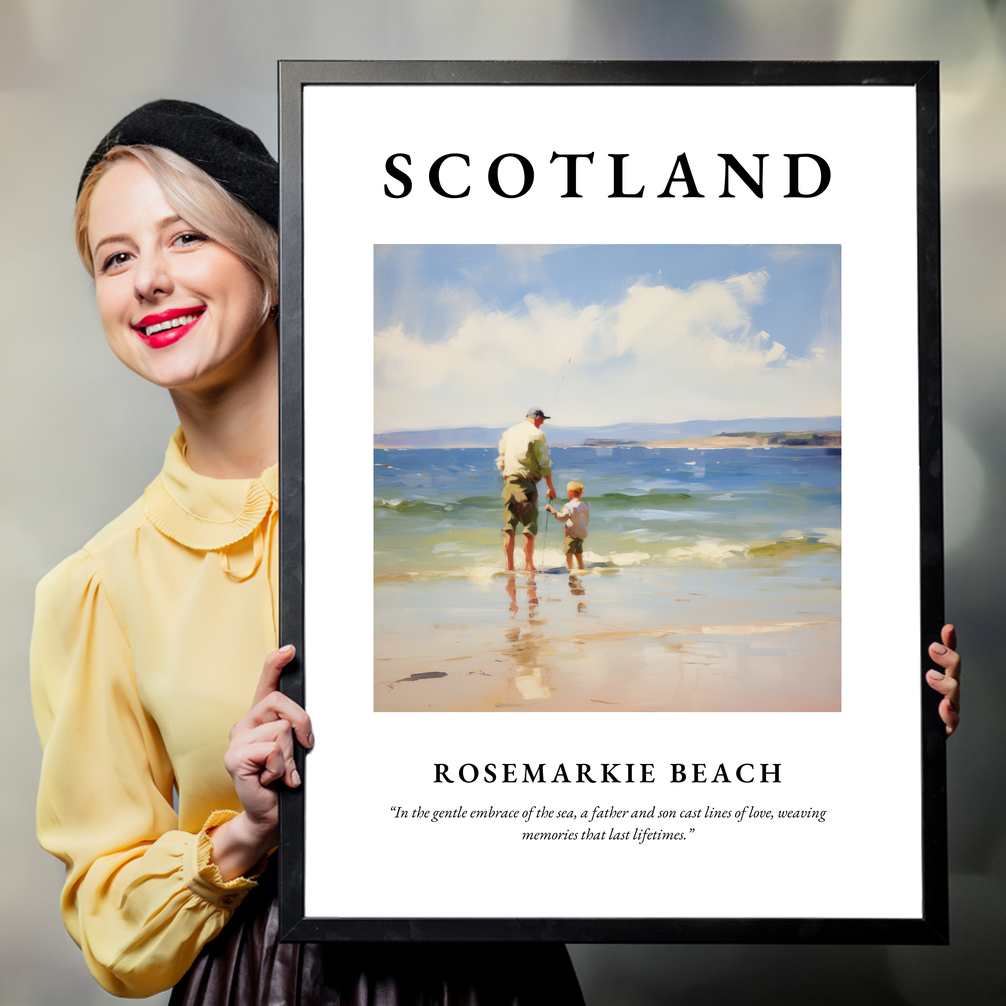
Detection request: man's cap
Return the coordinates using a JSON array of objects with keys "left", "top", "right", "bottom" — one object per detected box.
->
[
  {"left": 78, "top": 99, "right": 279, "bottom": 228},
  {"left": 527, "top": 408, "right": 551, "bottom": 419}
]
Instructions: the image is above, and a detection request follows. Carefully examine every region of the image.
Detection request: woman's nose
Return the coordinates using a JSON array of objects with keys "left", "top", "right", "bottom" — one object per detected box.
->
[{"left": 133, "top": 249, "right": 173, "bottom": 302}]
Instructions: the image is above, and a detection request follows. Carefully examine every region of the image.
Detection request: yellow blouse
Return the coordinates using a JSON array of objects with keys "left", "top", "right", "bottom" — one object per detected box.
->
[{"left": 31, "top": 428, "right": 279, "bottom": 998}]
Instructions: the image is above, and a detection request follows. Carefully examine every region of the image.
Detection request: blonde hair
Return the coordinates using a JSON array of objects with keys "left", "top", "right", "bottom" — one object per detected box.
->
[
  {"left": 75, "top": 145, "right": 278, "bottom": 323},
  {"left": 567, "top": 481, "right": 584, "bottom": 496}
]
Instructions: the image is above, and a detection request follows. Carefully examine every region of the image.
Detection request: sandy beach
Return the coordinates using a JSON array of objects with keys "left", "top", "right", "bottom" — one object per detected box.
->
[{"left": 375, "top": 554, "right": 840, "bottom": 713}]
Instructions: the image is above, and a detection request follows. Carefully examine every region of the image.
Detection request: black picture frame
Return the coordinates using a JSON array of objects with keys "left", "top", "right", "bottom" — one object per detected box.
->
[{"left": 277, "top": 60, "right": 945, "bottom": 944}]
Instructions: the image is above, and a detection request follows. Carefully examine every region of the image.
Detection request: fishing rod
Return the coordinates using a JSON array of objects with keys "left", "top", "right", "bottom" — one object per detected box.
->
[
  {"left": 540, "top": 508, "right": 549, "bottom": 570},
  {"left": 539, "top": 356, "right": 571, "bottom": 571},
  {"left": 553, "top": 356, "right": 572, "bottom": 409}
]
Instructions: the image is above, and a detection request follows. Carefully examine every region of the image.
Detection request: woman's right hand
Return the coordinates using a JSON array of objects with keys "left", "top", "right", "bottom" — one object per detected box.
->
[{"left": 209, "top": 645, "right": 314, "bottom": 881}]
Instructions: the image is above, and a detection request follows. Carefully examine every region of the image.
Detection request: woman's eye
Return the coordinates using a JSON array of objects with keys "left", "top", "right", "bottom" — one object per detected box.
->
[
  {"left": 100, "top": 251, "right": 131, "bottom": 273},
  {"left": 173, "top": 231, "right": 208, "bottom": 248}
]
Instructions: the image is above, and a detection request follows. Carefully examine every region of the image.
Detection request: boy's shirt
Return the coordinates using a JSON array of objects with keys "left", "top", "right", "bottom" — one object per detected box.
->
[{"left": 555, "top": 498, "right": 589, "bottom": 538}]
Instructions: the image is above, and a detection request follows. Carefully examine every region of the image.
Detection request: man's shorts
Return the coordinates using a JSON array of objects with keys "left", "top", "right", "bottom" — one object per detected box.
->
[
  {"left": 502, "top": 478, "right": 538, "bottom": 536},
  {"left": 563, "top": 534, "right": 585, "bottom": 556}
]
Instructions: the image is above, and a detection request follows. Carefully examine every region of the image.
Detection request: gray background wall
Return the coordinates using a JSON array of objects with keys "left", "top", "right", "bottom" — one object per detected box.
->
[{"left": 2, "top": 2, "right": 1003, "bottom": 1003}]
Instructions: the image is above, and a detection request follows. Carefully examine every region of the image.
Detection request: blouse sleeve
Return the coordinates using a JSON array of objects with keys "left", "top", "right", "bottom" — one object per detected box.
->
[{"left": 30, "top": 549, "right": 262, "bottom": 998}]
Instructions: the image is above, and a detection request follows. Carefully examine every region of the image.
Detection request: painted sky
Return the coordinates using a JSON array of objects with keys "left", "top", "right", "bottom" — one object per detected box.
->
[{"left": 374, "top": 244, "right": 840, "bottom": 432}]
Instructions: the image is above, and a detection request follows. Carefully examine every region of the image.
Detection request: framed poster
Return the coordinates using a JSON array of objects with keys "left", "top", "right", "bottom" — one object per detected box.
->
[{"left": 277, "top": 61, "right": 946, "bottom": 943}]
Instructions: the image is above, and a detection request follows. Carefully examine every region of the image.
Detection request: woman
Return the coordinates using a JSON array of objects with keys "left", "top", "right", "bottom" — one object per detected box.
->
[{"left": 31, "top": 100, "right": 586, "bottom": 1003}]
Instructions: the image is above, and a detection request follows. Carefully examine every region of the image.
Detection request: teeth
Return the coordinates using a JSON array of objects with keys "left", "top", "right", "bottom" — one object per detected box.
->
[{"left": 142, "top": 313, "right": 199, "bottom": 337}]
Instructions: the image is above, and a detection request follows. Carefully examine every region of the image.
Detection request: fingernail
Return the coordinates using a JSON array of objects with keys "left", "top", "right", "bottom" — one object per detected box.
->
[
  {"left": 306, "top": 732, "right": 315, "bottom": 748},
  {"left": 927, "top": 669, "right": 944, "bottom": 680},
  {"left": 292, "top": 768, "right": 301, "bottom": 787},
  {"left": 931, "top": 643, "right": 947, "bottom": 655}
]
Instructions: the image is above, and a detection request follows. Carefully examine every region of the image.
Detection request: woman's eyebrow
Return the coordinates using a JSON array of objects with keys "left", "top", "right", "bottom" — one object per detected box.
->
[
  {"left": 92, "top": 216, "right": 185, "bottom": 257},
  {"left": 91, "top": 232, "right": 133, "bottom": 256}
]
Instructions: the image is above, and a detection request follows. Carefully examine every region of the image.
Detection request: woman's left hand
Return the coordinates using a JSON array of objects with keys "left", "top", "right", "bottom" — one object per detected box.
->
[{"left": 926, "top": 624, "right": 961, "bottom": 737}]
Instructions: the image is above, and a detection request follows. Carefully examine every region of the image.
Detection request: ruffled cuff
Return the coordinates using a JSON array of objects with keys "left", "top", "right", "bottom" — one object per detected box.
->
[{"left": 182, "top": 810, "right": 269, "bottom": 909}]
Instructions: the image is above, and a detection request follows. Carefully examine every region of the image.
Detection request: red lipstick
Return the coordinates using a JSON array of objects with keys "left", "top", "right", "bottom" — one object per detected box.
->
[{"left": 132, "top": 306, "right": 205, "bottom": 349}]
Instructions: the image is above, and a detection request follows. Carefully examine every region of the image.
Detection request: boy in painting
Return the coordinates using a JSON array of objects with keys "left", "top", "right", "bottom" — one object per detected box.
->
[{"left": 546, "top": 481, "right": 590, "bottom": 570}]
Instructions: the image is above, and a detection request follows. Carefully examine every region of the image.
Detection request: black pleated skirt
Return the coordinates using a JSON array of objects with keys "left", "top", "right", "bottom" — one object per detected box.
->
[{"left": 169, "top": 869, "right": 585, "bottom": 1006}]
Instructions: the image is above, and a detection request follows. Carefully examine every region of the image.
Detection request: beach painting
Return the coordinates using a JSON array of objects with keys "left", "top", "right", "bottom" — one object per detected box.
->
[{"left": 374, "top": 244, "right": 841, "bottom": 713}]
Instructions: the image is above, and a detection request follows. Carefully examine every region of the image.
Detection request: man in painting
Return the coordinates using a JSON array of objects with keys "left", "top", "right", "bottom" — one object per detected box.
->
[{"left": 497, "top": 408, "right": 558, "bottom": 571}]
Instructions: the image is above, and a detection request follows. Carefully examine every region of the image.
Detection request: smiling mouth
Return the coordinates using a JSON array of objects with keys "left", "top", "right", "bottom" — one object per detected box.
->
[
  {"left": 137, "top": 310, "right": 204, "bottom": 338},
  {"left": 131, "top": 307, "right": 207, "bottom": 349}
]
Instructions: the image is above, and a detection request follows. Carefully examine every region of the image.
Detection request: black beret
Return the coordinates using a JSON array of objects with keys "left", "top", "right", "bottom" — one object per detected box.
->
[{"left": 77, "top": 99, "right": 278, "bottom": 228}]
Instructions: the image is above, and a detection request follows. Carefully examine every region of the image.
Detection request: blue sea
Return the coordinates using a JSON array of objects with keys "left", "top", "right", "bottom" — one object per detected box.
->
[
  {"left": 373, "top": 445, "right": 841, "bottom": 712},
  {"left": 376, "top": 445, "right": 841, "bottom": 572}
]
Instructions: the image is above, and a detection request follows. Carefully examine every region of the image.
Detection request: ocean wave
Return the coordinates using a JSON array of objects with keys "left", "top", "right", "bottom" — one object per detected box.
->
[
  {"left": 376, "top": 498, "right": 463, "bottom": 514},
  {"left": 664, "top": 533, "right": 840, "bottom": 567},
  {"left": 376, "top": 495, "right": 506, "bottom": 514},
  {"left": 598, "top": 492, "right": 693, "bottom": 508},
  {"left": 664, "top": 537, "right": 752, "bottom": 565},
  {"left": 747, "top": 535, "right": 840, "bottom": 558},
  {"left": 374, "top": 494, "right": 701, "bottom": 518},
  {"left": 374, "top": 530, "right": 841, "bottom": 582},
  {"left": 373, "top": 528, "right": 844, "bottom": 584},
  {"left": 374, "top": 548, "right": 639, "bottom": 585}
]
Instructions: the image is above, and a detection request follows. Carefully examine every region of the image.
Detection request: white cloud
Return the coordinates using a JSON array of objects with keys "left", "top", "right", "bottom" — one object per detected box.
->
[{"left": 375, "top": 271, "right": 840, "bottom": 430}]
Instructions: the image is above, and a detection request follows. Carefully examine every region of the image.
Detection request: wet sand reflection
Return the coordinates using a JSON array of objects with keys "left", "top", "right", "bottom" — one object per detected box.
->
[
  {"left": 500, "top": 573, "right": 552, "bottom": 703},
  {"left": 374, "top": 565, "right": 840, "bottom": 712}
]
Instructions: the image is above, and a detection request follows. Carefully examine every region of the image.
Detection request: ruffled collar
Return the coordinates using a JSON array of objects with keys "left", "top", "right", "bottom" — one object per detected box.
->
[{"left": 143, "top": 428, "right": 278, "bottom": 551}]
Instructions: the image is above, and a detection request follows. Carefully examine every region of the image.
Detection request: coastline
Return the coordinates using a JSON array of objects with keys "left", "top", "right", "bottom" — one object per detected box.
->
[{"left": 376, "top": 433, "right": 841, "bottom": 450}]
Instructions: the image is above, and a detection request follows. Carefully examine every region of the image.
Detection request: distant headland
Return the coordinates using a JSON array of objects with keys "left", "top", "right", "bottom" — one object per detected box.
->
[
  {"left": 584, "top": 431, "right": 841, "bottom": 449},
  {"left": 375, "top": 417, "right": 842, "bottom": 451}
]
